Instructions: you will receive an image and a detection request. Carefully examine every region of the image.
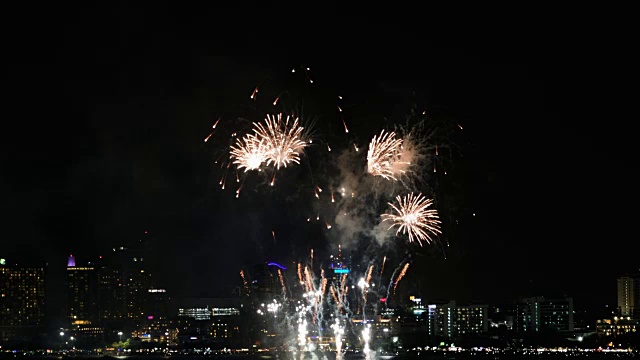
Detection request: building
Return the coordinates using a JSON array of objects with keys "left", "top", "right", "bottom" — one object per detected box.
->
[
  {"left": 516, "top": 296, "right": 574, "bottom": 333},
  {"left": 0, "top": 258, "right": 46, "bottom": 344},
  {"left": 328, "top": 245, "right": 350, "bottom": 285},
  {"left": 66, "top": 255, "right": 98, "bottom": 325},
  {"left": 428, "top": 300, "right": 488, "bottom": 338},
  {"left": 617, "top": 274, "right": 640, "bottom": 319},
  {"left": 146, "top": 288, "right": 170, "bottom": 320},
  {"left": 65, "top": 239, "right": 154, "bottom": 343},
  {"left": 170, "top": 298, "right": 244, "bottom": 347},
  {"left": 97, "top": 266, "right": 126, "bottom": 323},
  {"left": 250, "top": 263, "right": 281, "bottom": 299},
  {"left": 107, "top": 245, "right": 152, "bottom": 322},
  {"left": 596, "top": 317, "right": 639, "bottom": 338},
  {"left": 66, "top": 255, "right": 106, "bottom": 344}
]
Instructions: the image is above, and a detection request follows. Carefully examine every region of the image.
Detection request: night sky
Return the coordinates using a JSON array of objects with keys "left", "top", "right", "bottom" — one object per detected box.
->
[{"left": 3, "top": 6, "right": 634, "bottom": 324}]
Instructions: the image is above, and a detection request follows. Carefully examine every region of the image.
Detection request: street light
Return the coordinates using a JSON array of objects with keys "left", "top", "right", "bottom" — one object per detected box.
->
[
  {"left": 59, "top": 332, "right": 64, "bottom": 351},
  {"left": 118, "top": 331, "right": 123, "bottom": 342}
]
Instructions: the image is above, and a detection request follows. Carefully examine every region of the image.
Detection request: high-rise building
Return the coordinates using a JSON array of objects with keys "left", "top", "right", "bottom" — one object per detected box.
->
[
  {"left": 617, "top": 274, "right": 640, "bottom": 319},
  {"left": 250, "top": 263, "right": 280, "bottom": 298},
  {"left": 97, "top": 266, "right": 126, "bottom": 322},
  {"left": 97, "top": 245, "right": 152, "bottom": 326},
  {"left": 66, "top": 255, "right": 98, "bottom": 325},
  {"left": 146, "top": 288, "right": 169, "bottom": 320},
  {"left": 65, "top": 240, "right": 154, "bottom": 340},
  {"left": 427, "top": 300, "right": 488, "bottom": 338},
  {"left": 0, "top": 259, "right": 46, "bottom": 344},
  {"left": 516, "top": 296, "right": 574, "bottom": 332}
]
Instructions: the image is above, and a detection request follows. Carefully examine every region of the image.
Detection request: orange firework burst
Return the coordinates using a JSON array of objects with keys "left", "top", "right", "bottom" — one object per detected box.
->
[{"left": 381, "top": 192, "right": 442, "bottom": 246}]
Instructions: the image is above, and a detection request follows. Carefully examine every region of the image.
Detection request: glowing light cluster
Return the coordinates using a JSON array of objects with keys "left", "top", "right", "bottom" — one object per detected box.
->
[
  {"left": 367, "top": 130, "right": 409, "bottom": 180},
  {"left": 381, "top": 192, "right": 442, "bottom": 246},
  {"left": 230, "top": 113, "right": 308, "bottom": 172},
  {"left": 230, "top": 133, "right": 266, "bottom": 172}
]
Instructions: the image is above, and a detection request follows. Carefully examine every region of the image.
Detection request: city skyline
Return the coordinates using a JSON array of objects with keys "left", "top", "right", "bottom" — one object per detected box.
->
[
  {"left": 3, "top": 7, "right": 635, "bottom": 319},
  {"left": 3, "top": 248, "right": 638, "bottom": 348}
]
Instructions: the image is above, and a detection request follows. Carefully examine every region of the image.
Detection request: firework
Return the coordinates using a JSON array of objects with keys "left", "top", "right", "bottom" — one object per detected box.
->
[
  {"left": 304, "top": 266, "right": 313, "bottom": 293},
  {"left": 381, "top": 192, "right": 442, "bottom": 246},
  {"left": 367, "top": 130, "right": 411, "bottom": 180},
  {"left": 240, "top": 270, "right": 250, "bottom": 296},
  {"left": 393, "top": 262, "right": 410, "bottom": 294},
  {"left": 253, "top": 113, "right": 308, "bottom": 169},
  {"left": 229, "top": 133, "right": 266, "bottom": 171},
  {"left": 278, "top": 269, "right": 286, "bottom": 295},
  {"left": 297, "top": 263, "right": 303, "bottom": 284}
]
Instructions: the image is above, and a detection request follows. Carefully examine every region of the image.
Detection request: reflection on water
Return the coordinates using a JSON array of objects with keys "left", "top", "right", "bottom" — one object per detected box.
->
[{"left": 2, "top": 350, "right": 637, "bottom": 360}]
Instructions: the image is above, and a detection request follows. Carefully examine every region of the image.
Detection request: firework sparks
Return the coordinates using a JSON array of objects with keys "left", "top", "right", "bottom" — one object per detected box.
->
[
  {"left": 254, "top": 114, "right": 308, "bottom": 169},
  {"left": 393, "top": 262, "right": 410, "bottom": 294},
  {"left": 278, "top": 269, "right": 286, "bottom": 295},
  {"left": 230, "top": 114, "right": 308, "bottom": 173},
  {"left": 367, "top": 130, "right": 411, "bottom": 180},
  {"left": 204, "top": 132, "right": 213, "bottom": 142},
  {"left": 380, "top": 256, "right": 387, "bottom": 277},
  {"left": 230, "top": 134, "right": 266, "bottom": 172},
  {"left": 240, "top": 270, "right": 250, "bottom": 296},
  {"left": 250, "top": 86, "right": 258, "bottom": 100},
  {"left": 365, "top": 264, "right": 374, "bottom": 286},
  {"left": 342, "top": 118, "right": 349, "bottom": 133},
  {"left": 304, "top": 266, "right": 313, "bottom": 293},
  {"left": 381, "top": 192, "right": 442, "bottom": 246},
  {"left": 321, "top": 276, "right": 327, "bottom": 297},
  {"left": 330, "top": 286, "right": 340, "bottom": 306}
]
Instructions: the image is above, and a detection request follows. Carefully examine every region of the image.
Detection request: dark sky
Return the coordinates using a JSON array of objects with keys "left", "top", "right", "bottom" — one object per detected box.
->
[{"left": 3, "top": 6, "right": 634, "bottom": 319}]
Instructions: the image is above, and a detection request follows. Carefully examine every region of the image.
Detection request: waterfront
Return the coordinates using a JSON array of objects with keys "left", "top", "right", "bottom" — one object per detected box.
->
[{"left": 1, "top": 350, "right": 638, "bottom": 360}]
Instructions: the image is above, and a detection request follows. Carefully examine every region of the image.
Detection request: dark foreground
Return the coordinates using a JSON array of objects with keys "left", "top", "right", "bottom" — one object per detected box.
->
[{"left": 2, "top": 351, "right": 638, "bottom": 360}]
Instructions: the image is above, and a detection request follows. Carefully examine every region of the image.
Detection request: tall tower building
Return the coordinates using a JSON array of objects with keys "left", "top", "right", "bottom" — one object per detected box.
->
[
  {"left": 0, "top": 258, "right": 46, "bottom": 343},
  {"left": 66, "top": 255, "right": 98, "bottom": 325},
  {"left": 617, "top": 274, "right": 640, "bottom": 319}
]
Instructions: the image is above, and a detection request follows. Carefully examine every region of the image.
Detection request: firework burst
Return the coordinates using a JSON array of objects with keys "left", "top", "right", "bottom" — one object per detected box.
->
[
  {"left": 230, "top": 133, "right": 267, "bottom": 171},
  {"left": 381, "top": 192, "right": 442, "bottom": 246},
  {"left": 229, "top": 113, "right": 309, "bottom": 173},
  {"left": 254, "top": 113, "right": 308, "bottom": 169},
  {"left": 367, "top": 130, "right": 411, "bottom": 180}
]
